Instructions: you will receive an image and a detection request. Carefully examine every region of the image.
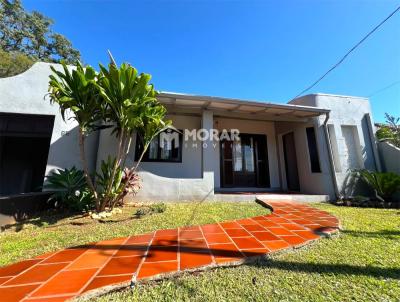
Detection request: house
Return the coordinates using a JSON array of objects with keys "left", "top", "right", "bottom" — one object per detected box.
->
[{"left": 0, "top": 62, "right": 382, "bottom": 203}]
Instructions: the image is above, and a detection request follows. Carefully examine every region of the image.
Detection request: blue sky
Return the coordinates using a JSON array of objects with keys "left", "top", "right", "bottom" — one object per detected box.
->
[{"left": 25, "top": 0, "right": 400, "bottom": 122}]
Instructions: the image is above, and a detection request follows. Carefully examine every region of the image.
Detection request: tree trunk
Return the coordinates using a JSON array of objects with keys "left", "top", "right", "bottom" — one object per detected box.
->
[
  {"left": 103, "top": 130, "right": 125, "bottom": 207},
  {"left": 113, "top": 142, "right": 149, "bottom": 205},
  {"left": 78, "top": 128, "right": 98, "bottom": 207},
  {"left": 121, "top": 136, "right": 132, "bottom": 166}
]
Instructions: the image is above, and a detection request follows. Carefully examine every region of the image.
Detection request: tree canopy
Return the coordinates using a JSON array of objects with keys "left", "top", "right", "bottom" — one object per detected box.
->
[{"left": 0, "top": 0, "right": 80, "bottom": 77}]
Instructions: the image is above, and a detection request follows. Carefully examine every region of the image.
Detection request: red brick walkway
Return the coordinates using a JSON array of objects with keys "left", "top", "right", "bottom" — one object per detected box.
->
[{"left": 0, "top": 200, "right": 339, "bottom": 302}]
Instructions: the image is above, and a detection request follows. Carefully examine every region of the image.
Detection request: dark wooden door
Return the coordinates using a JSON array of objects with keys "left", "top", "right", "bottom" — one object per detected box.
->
[
  {"left": 233, "top": 135, "right": 256, "bottom": 187},
  {"left": 254, "top": 135, "right": 270, "bottom": 187},
  {"left": 220, "top": 134, "right": 269, "bottom": 188},
  {"left": 220, "top": 139, "right": 234, "bottom": 187},
  {"left": 282, "top": 132, "right": 300, "bottom": 191}
]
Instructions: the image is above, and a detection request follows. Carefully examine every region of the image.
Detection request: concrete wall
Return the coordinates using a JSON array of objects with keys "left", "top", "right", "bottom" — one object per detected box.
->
[
  {"left": 378, "top": 141, "right": 400, "bottom": 174},
  {"left": 96, "top": 114, "right": 283, "bottom": 201},
  {"left": 96, "top": 113, "right": 213, "bottom": 201},
  {"left": 275, "top": 120, "right": 335, "bottom": 197},
  {"left": 0, "top": 62, "right": 98, "bottom": 181},
  {"left": 290, "top": 94, "right": 380, "bottom": 198}
]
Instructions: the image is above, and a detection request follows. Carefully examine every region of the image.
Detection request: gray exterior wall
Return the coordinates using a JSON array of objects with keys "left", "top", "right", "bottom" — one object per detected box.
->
[
  {"left": 290, "top": 94, "right": 381, "bottom": 197},
  {"left": 96, "top": 114, "right": 213, "bottom": 201},
  {"left": 0, "top": 62, "right": 99, "bottom": 179},
  {"left": 0, "top": 63, "right": 382, "bottom": 202},
  {"left": 378, "top": 141, "right": 400, "bottom": 174},
  {"left": 275, "top": 120, "right": 335, "bottom": 197}
]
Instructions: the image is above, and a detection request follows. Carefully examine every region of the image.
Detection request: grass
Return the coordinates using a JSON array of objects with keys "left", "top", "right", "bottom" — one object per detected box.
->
[
  {"left": 1, "top": 202, "right": 400, "bottom": 301},
  {"left": 0, "top": 202, "right": 263, "bottom": 266}
]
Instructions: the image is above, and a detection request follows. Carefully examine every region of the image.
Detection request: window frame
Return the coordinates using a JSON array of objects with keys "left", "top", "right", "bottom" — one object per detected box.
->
[
  {"left": 135, "top": 130, "right": 183, "bottom": 163},
  {"left": 306, "top": 126, "right": 322, "bottom": 173}
]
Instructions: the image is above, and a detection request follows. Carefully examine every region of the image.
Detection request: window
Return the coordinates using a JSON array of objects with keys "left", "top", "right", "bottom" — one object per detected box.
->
[
  {"left": 135, "top": 129, "right": 182, "bottom": 162},
  {"left": 306, "top": 127, "right": 321, "bottom": 173}
]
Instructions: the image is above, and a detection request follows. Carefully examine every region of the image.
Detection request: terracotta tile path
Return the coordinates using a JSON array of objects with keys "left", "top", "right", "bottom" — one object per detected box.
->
[{"left": 0, "top": 200, "right": 340, "bottom": 302}]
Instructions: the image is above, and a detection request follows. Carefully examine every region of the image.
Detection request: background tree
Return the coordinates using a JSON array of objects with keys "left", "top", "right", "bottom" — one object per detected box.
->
[
  {"left": 376, "top": 113, "right": 400, "bottom": 148},
  {"left": 0, "top": 0, "right": 80, "bottom": 77},
  {"left": 0, "top": 49, "right": 33, "bottom": 76}
]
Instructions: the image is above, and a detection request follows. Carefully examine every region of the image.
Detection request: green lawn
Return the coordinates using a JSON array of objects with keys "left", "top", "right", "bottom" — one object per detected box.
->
[
  {"left": 1, "top": 202, "right": 399, "bottom": 301},
  {"left": 0, "top": 202, "right": 264, "bottom": 266}
]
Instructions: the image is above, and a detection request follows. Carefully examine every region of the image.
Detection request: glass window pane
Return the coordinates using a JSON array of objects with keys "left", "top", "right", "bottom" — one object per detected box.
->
[
  {"left": 306, "top": 127, "right": 321, "bottom": 173},
  {"left": 171, "top": 139, "right": 179, "bottom": 160},
  {"left": 160, "top": 138, "right": 172, "bottom": 159},
  {"left": 136, "top": 130, "right": 182, "bottom": 162},
  {"left": 148, "top": 137, "right": 159, "bottom": 159},
  {"left": 244, "top": 137, "right": 254, "bottom": 172},
  {"left": 233, "top": 140, "right": 242, "bottom": 172}
]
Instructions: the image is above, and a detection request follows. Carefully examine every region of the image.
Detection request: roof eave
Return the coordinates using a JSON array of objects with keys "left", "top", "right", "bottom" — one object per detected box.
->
[{"left": 158, "top": 92, "right": 330, "bottom": 115}]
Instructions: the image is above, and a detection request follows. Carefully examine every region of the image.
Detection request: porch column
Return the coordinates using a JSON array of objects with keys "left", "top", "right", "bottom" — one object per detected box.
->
[{"left": 201, "top": 110, "right": 215, "bottom": 195}]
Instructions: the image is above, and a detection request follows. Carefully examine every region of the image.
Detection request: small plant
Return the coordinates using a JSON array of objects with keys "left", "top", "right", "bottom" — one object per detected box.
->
[
  {"left": 96, "top": 156, "right": 125, "bottom": 211},
  {"left": 134, "top": 207, "right": 152, "bottom": 218},
  {"left": 96, "top": 156, "right": 141, "bottom": 211},
  {"left": 134, "top": 203, "right": 166, "bottom": 218},
  {"left": 44, "top": 167, "right": 95, "bottom": 212},
  {"left": 150, "top": 203, "right": 167, "bottom": 213},
  {"left": 353, "top": 169, "right": 400, "bottom": 203}
]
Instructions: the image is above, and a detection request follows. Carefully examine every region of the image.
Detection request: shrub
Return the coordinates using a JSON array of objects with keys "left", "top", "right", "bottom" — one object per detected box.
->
[
  {"left": 134, "top": 207, "right": 152, "bottom": 218},
  {"left": 96, "top": 156, "right": 141, "bottom": 209},
  {"left": 134, "top": 203, "right": 167, "bottom": 218},
  {"left": 44, "top": 167, "right": 95, "bottom": 212},
  {"left": 353, "top": 169, "right": 400, "bottom": 203},
  {"left": 96, "top": 156, "right": 125, "bottom": 206},
  {"left": 150, "top": 203, "right": 167, "bottom": 213},
  {"left": 376, "top": 113, "right": 400, "bottom": 148}
]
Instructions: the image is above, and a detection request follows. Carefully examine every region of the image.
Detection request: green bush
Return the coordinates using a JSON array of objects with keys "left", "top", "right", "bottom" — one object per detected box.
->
[
  {"left": 134, "top": 203, "right": 167, "bottom": 218},
  {"left": 96, "top": 156, "right": 125, "bottom": 206},
  {"left": 44, "top": 167, "right": 95, "bottom": 212},
  {"left": 376, "top": 114, "right": 400, "bottom": 148},
  {"left": 376, "top": 126, "right": 395, "bottom": 141},
  {"left": 150, "top": 203, "right": 167, "bottom": 213},
  {"left": 96, "top": 156, "right": 141, "bottom": 210},
  {"left": 134, "top": 207, "right": 152, "bottom": 218},
  {"left": 353, "top": 169, "right": 400, "bottom": 202}
]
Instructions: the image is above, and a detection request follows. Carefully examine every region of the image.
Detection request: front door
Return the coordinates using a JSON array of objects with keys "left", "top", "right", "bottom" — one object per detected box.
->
[
  {"left": 220, "top": 134, "right": 270, "bottom": 188},
  {"left": 282, "top": 132, "right": 300, "bottom": 191}
]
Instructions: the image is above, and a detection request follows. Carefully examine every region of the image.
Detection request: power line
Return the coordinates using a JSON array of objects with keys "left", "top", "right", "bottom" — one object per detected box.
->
[
  {"left": 368, "top": 80, "right": 400, "bottom": 97},
  {"left": 291, "top": 5, "right": 400, "bottom": 101}
]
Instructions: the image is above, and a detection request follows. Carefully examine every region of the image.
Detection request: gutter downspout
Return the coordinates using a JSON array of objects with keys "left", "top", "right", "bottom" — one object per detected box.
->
[{"left": 322, "top": 112, "right": 340, "bottom": 200}]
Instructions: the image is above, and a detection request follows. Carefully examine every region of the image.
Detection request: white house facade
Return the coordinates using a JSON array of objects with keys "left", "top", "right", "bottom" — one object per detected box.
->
[{"left": 0, "top": 63, "right": 381, "bottom": 202}]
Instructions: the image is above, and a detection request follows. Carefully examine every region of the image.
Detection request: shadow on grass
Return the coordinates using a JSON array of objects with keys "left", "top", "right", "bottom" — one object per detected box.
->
[
  {"left": 1, "top": 210, "right": 85, "bottom": 232},
  {"left": 341, "top": 229, "right": 400, "bottom": 239},
  {"left": 183, "top": 188, "right": 214, "bottom": 227},
  {"left": 67, "top": 240, "right": 400, "bottom": 280},
  {"left": 249, "top": 258, "right": 400, "bottom": 280}
]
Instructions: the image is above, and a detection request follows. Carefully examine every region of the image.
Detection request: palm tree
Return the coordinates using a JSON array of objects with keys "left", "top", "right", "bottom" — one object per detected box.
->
[
  {"left": 97, "top": 61, "right": 170, "bottom": 209},
  {"left": 48, "top": 57, "right": 170, "bottom": 212},
  {"left": 48, "top": 61, "right": 103, "bottom": 201}
]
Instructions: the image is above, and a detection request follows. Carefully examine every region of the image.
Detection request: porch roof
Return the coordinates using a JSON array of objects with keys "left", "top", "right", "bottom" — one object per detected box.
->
[{"left": 158, "top": 92, "right": 329, "bottom": 121}]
